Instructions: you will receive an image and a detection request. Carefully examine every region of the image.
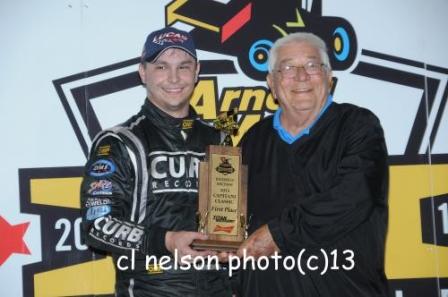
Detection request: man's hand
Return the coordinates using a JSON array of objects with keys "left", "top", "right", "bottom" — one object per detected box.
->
[
  {"left": 165, "top": 231, "right": 216, "bottom": 262},
  {"left": 236, "top": 224, "right": 279, "bottom": 259}
]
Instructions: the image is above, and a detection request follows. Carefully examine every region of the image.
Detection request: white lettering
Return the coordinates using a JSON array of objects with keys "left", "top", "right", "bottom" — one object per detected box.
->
[
  {"left": 228, "top": 255, "right": 240, "bottom": 277},
  {"left": 242, "top": 248, "right": 256, "bottom": 270},
  {"left": 102, "top": 220, "right": 119, "bottom": 235},
  {"left": 307, "top": 255, "right": 318, "bottom": 271},
  {"left": 114, "top": 225, "right": 132, "bottom": 240},
  {"left": 271, "top": 251, "right": 281, "bottom": 270},
  {"left": 283, "top": 256, "right": 295, "bottom": 271},
  {"left": 127, "top": 228, "right": 144, "bottom": 243},
  {"left": 116, "top": 255, "right": 129, "bottom": 271},
  {"left": 207, "top": 255, "right": 219, "bottom": 270},
  {"left": 180, "top": 254, "right": 191, "bottom": 270},
  {"left": 94, "top": 217, "right": 106, "bottom": 230},
  {"left": 188, "top": 156, "right": 200, "bottom": 178},
  {"left": 146, "top": 255, "right": 158, "bottom": 268},
  {"left": 169, "top": 156, "right": 185, "bottom": 178},
  {"left": 151, "top": 156, "right": 167, "bottom": 179},
  {"left": 257, "top": 256, "right": 269, "bottom": 270},
  {"left": 159, "top": 255, "right": 172, "bottom": 270},
  {"left": 192, "top": 256, "right": 205, "bottom": 270}
]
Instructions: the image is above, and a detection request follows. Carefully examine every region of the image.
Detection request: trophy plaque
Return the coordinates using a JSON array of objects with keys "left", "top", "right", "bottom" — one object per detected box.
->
[{"left": 192, "top": 109, "right": 248, "bottom": 252}]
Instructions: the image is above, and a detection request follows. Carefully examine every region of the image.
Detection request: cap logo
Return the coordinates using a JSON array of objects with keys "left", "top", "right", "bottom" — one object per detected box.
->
[{"left": 152, "top": 32, "right": 188, "bottom": 45}]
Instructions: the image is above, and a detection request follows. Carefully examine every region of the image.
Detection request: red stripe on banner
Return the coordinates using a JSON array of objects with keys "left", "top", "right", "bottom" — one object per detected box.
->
[{"left": 221, "top": 2, "right": 252, "bottom": 43}]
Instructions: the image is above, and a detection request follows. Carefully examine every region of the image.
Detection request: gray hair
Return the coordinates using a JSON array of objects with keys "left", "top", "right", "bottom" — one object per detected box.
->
[{"left": 268, "top": 32, "right": 331, "bottom": 73}]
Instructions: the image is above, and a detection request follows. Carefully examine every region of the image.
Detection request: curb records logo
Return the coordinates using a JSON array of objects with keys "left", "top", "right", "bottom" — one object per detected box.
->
[
  {"left": 89, "top": 217, "right": 144, "bottom": 250},
  {"left": 17, "top": 0, "right": 447, "bottom": 296},
  {"left": 216, "top": 157, "right": 235, "bottom": 175},
  {"left": 149, "top": 151, "right": 204, "bottom": 193}
]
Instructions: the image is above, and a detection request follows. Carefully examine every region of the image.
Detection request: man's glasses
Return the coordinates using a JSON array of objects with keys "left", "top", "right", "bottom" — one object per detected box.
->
[{"left": 276, "top": 61, "right": 326, "bottom": 78}]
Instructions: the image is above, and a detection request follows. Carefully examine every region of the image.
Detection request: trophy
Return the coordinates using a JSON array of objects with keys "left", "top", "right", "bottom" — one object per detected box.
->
[{"left": 192, "top": 109, "right": 248, "bottom": 252}]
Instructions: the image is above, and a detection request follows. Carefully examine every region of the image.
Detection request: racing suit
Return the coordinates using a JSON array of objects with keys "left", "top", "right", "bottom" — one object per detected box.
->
[{"left": 80, "top": 99, "right": 231, "bottom": 297}]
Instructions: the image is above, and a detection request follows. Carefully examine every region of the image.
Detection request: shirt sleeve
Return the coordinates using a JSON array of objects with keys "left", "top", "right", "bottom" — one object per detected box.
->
[
  {"left": 80, "top": 133, "right": 170, "bottom": 257},
  {"left": 267, "top": 110, "right": 389, "bottom": 252}
]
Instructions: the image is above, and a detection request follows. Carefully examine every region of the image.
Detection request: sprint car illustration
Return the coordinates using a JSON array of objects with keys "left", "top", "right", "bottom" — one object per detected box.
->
[{"left": 166, "top": 0, "right": 357, "bottom": 80}]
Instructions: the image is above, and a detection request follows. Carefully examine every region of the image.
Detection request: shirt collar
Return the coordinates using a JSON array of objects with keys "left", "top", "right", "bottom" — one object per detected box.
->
[
  {"left": 273, "top": 94, "right": 333, "bottom": 144},
  {"left": 142, "top": 98, "right": 197, "bottom": 130}
]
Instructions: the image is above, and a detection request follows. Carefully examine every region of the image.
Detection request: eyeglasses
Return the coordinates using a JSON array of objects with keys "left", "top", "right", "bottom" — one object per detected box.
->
[{"left": 276, "top": 61, "right": 326, "bottom": 78}]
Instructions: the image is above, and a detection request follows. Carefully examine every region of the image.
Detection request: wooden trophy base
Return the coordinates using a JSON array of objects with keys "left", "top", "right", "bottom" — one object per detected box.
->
[{"left": 192, "top": 239, "right": 241, "bottom": 252}]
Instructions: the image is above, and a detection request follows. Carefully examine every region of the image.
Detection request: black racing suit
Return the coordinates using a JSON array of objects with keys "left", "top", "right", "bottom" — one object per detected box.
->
[{"left": 80, "top": 99, "right": 231, "bottom": 297}]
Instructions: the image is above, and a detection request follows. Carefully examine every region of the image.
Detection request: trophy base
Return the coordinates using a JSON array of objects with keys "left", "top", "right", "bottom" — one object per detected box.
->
[{"left": 192, "top": 239, "right": 241, "bottom": 252}]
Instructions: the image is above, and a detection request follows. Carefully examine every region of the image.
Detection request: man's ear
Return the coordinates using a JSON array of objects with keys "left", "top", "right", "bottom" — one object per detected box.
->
[
  {"left": 327, "top": 69, "right": 333, "bottom": 86},
  {"left": 138, "top": 63, "right": 146, "bottom": 84},
  {"left": 195, "top": 62, "right": 201, "bottom": 83},
  {"left": 266, "top": 73, "right": 276, "bottom": 99}
]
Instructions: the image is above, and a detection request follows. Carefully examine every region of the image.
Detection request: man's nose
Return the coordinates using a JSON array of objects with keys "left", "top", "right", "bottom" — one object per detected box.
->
[
  {"left": 294, "top": 66, "right": 309, "bottom": 81},
  {"left": 168, "top": 68, "right": 180, "bottom": 83}
]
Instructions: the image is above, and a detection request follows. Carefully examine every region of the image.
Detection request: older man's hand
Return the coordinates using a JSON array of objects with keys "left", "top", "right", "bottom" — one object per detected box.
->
[{"left": 236, "top": 224, "right": 279, "bottom": 258}]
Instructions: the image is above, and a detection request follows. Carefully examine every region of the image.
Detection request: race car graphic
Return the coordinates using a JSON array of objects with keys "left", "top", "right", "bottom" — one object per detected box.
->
[{"left": 166, "top": 0, "right": 357, "bottom": 80}]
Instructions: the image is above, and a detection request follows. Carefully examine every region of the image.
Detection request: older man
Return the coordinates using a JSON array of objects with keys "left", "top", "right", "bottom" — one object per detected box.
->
[
  {"left": 236, "top": 33, "right": 389, "bottom": 297},
  {"left": 80, "top": 27, "right": 231, "bottom": 297}
]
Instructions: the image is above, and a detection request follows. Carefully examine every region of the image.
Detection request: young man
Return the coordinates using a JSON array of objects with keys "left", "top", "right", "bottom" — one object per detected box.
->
[
  {"left": 80, "top": 27, "right": 231, "bottom": 297},
  {"left": 236, "top": 33, "right": 389, "bottom": 297}
]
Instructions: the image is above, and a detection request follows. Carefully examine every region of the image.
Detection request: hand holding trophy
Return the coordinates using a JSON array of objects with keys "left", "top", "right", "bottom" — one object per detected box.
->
[{"left": 192, "top": 108, "right": 248, "bottom": 252}]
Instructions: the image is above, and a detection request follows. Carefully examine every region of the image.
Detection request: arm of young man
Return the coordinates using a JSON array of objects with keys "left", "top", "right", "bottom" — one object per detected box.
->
[{"left": 81, "top": 134, "right": 213, "bottom": 260}]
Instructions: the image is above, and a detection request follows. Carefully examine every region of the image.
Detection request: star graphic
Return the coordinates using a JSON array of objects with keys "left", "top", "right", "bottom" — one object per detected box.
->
[{"left": 0, "top": 215, "right": 31, "bottom": 266}]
